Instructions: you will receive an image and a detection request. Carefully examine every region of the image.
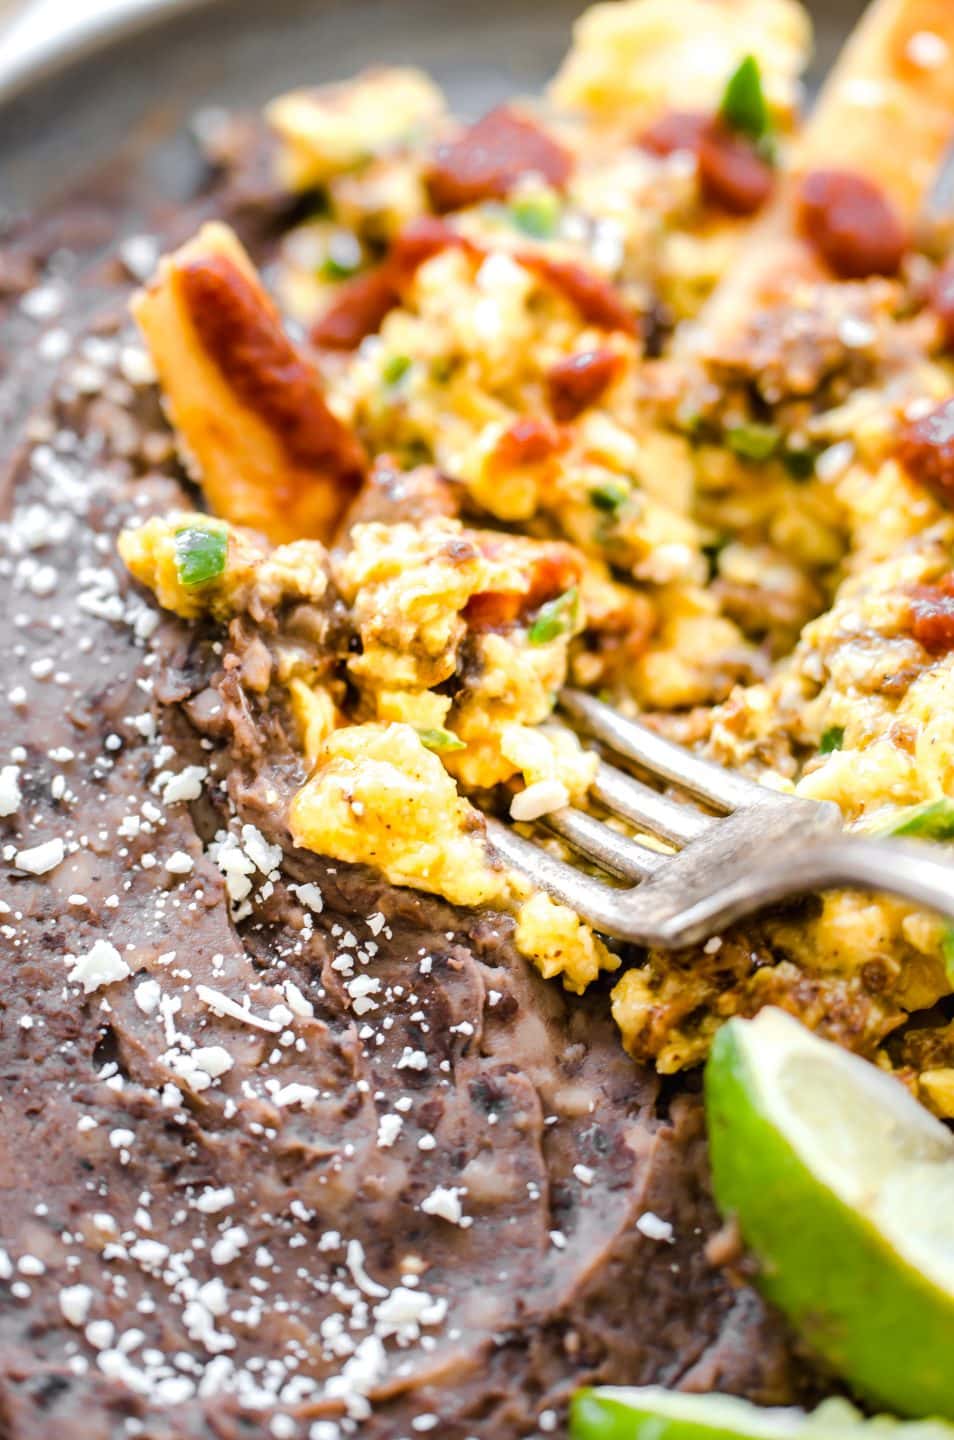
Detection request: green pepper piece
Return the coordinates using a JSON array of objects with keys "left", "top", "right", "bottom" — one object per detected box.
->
[
  {"left": 173, "top": 522, "right": 228, "bottom": 589},
  {"left": 590, "top": 480, "right": 630, "bottom": 514},
  {"left": 881, "top": 798, "right": 954, "bottom": 841},
  {"left": 382, "top": 354, "right": 412, "bottom": 385},
  {"left": 417, "top": 727, "right": 466, "bottom": 752},
  {"left": 529, "top": 587, "right": 579, "bottom": 645},
  {"left": 727, "top": 422, "right": 780, "bottom": 463},
  {"left": 509, "top": 191, "right": 562, "bottom": 239},
  {"left": 720, "top": 55, "right": 771, "bottom": 144},
  {"left": 818, "top": 726, "right": 845, "bottom": 755}
]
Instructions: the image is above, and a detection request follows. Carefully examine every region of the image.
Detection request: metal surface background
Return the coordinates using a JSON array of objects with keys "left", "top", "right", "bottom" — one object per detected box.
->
[{"left": 0, "top": 0, "right": 867, "bottom": 215}]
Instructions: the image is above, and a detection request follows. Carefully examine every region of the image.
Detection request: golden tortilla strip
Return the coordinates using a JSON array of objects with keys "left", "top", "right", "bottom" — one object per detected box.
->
[
  {"left": 132, "top": 221, "right": 366, "bottom": 544},
  {"left": 701, "top": 0, "right": 954, "bottom": 334}
]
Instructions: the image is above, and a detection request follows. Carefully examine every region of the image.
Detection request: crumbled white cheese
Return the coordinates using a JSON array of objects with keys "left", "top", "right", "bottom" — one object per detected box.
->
[
  {"left": 67, "top": 940, "right": 131, "bottom": 994},
  {"left": 636, "top": 1210, "right": 675, "bottom": 1243},
  {"left": 162, "top": 766, "right": 207, "bottom": 804},
  {"left": 0, "top": 765, "right": 22, "bottom": 817},
  {"left": 190, "top": 1046, "right": 234, "bottom": 1079},
  {"left": 134, "top": 980, "right": 161, "bottom": 1015},
  {"left": 271, "top": 1082, "right": 318, "bottom": 1109},
  {"left": 509, "top": 779, "right": 570, "bottom": 822},
  {"left": 195, "top": 1185, "right": 235, "bottom": 1215},
  {"left": 377, "top": 1114, "right": 403, "bottom": 1148},
  {"left": 164, "top": 850, "right": 195, "bottom": 875},
  {"left": 59, "top": 1284, "right": 94, "bottom": 1326},
  {"left": 420, "top": 1185, "right": 471, "bottom": 1227},
  {"left": 291, "top": 881, "right": 324, "bottom": 913},
  {"left": 15, "top": 837, "right": 65, "bottom": 874}
]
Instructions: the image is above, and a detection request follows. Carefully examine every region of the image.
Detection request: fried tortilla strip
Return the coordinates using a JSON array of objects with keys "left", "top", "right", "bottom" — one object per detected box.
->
[
  {"left": 132, "top": 221, "right": 366, "bottom": 543},
  {"left": 701, "top": 0, "right": 954, "bottom": 335}
]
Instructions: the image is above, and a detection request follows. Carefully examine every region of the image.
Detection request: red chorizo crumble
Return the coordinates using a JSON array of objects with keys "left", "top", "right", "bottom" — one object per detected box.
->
[
  {"left": 522, "top": 253, "right": 637, "bottom": 335},
  {"left": 908, "top": 575, "right": 954, "bottom": 653},
  {"left": 426, "top": 105, "right": 572, "bottom": 213},
  {"left": 897, "top": 397, "right": 954, "bottom": 507},
  {"left": 312, "top": 218, "right": 478, "bottom": 350},
  {"left": 494, "top": 415, "right": 568, "bottom": 468},
  {"left": 930, "top": 257, "right": 954, "bottom": 351},
  {"left": 547, "top": 348, "right": 622, "bottom": 421},
  {"left": 637, "top": 110, "right": 773, "bottom": 216},
  {"left": 797, "top": 169, "right": 907, "bottom": 280},
  {"left": 697, "top": 122, "right": 773, "bottom": 216},
  {"left": 638, "top": 110, "right": 709, "bottom": 158},
  {"left": 464, "top": 542, "right": 581, "bottom": 630}
]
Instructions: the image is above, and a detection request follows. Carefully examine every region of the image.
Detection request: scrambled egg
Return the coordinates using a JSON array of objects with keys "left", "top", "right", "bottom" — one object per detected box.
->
[
  {"left": 117, "top": 0, "right": 954, "bottom": 1108},
  {"left": 549, "top": 0, "right": 810, "bottom": 129},
  {"left": 289, "top": 723, "right": 504, "bottom": 908}
]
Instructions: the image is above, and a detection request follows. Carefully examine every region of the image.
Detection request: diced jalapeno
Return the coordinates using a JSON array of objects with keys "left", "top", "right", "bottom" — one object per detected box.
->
[
  {"left": 529, "top": 586, "right": 579, "bottom": 645},
  {"left": 509, "top": 191, "right": 562, "bottom": 239},
  {"left": 881, "top": 798, "right": 954, "bottom": 841},
  {"left": 382, "top": 354, "right": 412, "bottom": 385},
  {"left": 417, "top": 727, "right": 467, "bottom": 752},
  {"left": 818, "top": 725, "right": 845, "bottom": 755},
  {"left": 319, "top": 231, "right": 363, "bottom": 281},
  {"left": 782, "top": 444, "right": 817, "bottom": 480},
  {"left": 173, "top": 521, "right": 228, "bottom": 589},
  {"left": 590, "top": 479, "right": 630, "bottom": 514},
  {"left": 942, "top": 923, "right": 954, "bottom": 986},
  {"left": 726, "top": 422, "right": 780, "bottom": 463},
  {"left": 720, "top": 55, "right": 771, "bottom": 145}
]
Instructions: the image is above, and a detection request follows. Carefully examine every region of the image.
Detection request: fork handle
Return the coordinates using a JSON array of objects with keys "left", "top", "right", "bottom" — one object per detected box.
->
[
  {"left": 667, "top": 832, "right": 954, "bottom": 948},
  {"left": 799, "top": 835, "right": 954, "bottom": 922}
]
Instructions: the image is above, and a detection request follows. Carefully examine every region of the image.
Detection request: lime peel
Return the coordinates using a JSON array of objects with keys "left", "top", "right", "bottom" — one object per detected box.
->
[
  {"left": 705, "top": 1009, "right": 954, "bottom": 1419},
  {"left": 569, "top": 1387, "right": 954, "bottom": 1440}
]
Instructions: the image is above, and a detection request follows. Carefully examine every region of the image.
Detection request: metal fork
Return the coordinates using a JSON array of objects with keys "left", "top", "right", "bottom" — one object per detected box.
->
[{"left": 488, "top": 689, "right": 954, "bottom": 948}]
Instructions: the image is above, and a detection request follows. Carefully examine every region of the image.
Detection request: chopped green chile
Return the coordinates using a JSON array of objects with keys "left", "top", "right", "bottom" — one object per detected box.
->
[
  {"left": 819, "top": 726, "right": 845, "bottom": 755},
  {"left": 509, "top": 191, "right": 562, "bottom": 239},
  {"left": 529, "top": 586, "right": 579, "bottom": 644},
  {"left": 719, "top": 55, "right": 771, "bottom": 146},
  {"left": 942, "top": 923, "right": 954, "bottom": 986},
  {"left": 878, "top": 798, "right": 954, "bottom": 841},
  {"left": 589, "top": 479, "right": 630, "bottom": 513},
  {"left": 417, "top": 727, "right": 467, "bottom": 752},
  {"left": 173, "top": 522, "right": 228, "bottom": 589},
  {"left": 319, "top": 231, "right": 363, "bottom": 281},
  {"left": 382, "top": 353, "right": 412, "bottom": 385},
  {"left": 782, "top": 445, "right": 817, "bottom": 480},
  {"left": 727, "top": 421, "right": 780, "bottom": 462}
]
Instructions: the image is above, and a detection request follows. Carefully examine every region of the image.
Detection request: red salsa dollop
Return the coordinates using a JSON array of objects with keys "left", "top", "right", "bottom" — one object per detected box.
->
[
  {"left": 796, "top": 169, "right": 907, "bottom": 279},
  {"left": 897, "top": 398, "right": 954, "bottom": 507}
]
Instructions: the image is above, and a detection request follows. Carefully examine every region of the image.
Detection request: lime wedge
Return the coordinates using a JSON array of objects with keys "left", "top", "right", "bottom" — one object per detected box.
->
[
  {"left": 569, "top": 1388, "right": 954, "bottom": 1440},
  {"left": 705, "top": 1009, "right": 954, "bottom": 1419}
]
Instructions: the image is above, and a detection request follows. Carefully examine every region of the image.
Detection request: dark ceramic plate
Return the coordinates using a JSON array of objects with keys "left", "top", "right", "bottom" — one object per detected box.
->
[{"left": 0, "top": 0, "right": 868, "bottom": 217}]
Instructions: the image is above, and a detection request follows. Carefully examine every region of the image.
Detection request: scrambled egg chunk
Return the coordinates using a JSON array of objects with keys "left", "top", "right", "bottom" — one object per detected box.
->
[
  {"left": 515, "top": 891, "right": 619, "bottom": 996},
  {"left": 549, "top": 0, "right": 809, "bottom": 129},
  {"left": 289, "top": 723, "right": 505, "bottom": 908},
  {"left": 119, "top": 513, "right": 330, "bottom": 620},
  {"left": 267, "top": 67, "right": 447, "bottom": 189}
]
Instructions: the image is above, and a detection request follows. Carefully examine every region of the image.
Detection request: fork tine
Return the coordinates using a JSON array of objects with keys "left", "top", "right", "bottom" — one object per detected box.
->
[
  {"left": 485, "top": 817, "right": 633, "bottom": 934},
  {"left": 542, "top": 807, "right": 665, "bottom": 881},
  {"left": 591, "top": 760, "right": 712, "bottom": 845},
  {"left": 560, "top": 690, "right": 766, "bottom": 811}
]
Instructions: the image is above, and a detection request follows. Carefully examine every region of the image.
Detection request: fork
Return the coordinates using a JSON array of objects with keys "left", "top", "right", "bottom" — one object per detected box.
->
[{"left": 488, "top": 689, "right": 954, "bottom": 948}]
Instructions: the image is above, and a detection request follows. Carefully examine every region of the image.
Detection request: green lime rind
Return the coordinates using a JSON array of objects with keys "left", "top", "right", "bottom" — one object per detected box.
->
[
  {"left": 569, "top": 1388, "right": 954, "bottom": 1440},
  {"left": 705, "top": 1010, "right": 954, "bottom": 1419},
  {"left": 570, "top": 1387, "right": 802, "bottom": 1440}
]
